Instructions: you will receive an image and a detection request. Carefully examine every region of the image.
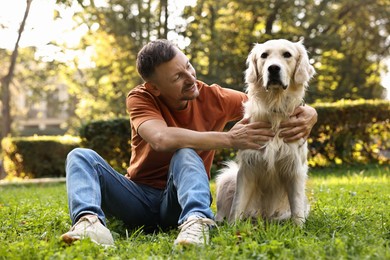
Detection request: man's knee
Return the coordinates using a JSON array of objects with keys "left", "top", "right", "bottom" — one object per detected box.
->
[
  {"left": 170, "top": 148, "right": 207, "bottom": 180},
  {"left": 172, "top": 148, "right": 201, "bottom": 165},
  {"left": 66, "top": 148, "right": 99, "bottom": 170},
  {"left": 67, "top": 148, "right": 94, "bottom": 161}
]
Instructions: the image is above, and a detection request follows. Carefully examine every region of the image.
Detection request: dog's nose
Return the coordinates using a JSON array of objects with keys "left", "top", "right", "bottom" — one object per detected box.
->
[{"left": 268, "top": 65, "right": 281, "bottom": 74}]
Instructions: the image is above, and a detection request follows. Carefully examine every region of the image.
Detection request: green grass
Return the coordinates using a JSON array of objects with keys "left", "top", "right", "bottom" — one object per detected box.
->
[{"left": 0, "top": 165, "right": 389, "bottom": 259}]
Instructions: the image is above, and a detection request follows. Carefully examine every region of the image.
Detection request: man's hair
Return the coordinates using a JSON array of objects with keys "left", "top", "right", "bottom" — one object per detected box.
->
[{"left": 136, "top": 39, "right": 178, "bottom": 80}]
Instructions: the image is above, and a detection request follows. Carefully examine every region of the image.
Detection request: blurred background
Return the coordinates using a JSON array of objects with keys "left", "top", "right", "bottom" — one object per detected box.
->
[{"left": 0, "top": 0, "right": 389, "bottom": 138}]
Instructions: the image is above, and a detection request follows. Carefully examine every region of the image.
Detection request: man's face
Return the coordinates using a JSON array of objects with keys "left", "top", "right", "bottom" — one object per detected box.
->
[{"left": 148, "top": 49, "right": 199, "bottom": 110}]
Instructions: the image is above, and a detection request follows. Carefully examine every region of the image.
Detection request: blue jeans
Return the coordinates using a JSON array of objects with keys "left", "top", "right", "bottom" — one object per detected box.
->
[{"left": 65, "top": 148, "right": 214, "bottom": 229}]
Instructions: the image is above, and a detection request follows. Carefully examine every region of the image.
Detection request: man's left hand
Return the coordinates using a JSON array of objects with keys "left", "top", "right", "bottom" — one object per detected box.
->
[{"left": 279, "top": 105, "right": 317, "bottom": 142}]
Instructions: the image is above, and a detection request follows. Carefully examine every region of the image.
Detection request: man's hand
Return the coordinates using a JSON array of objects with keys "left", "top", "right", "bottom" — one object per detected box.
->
[
  {"left": 279, "top": 105, "right": 317, "bottom": 143},
  {"left": 228, "top": 118, "right": 274, "bottom": 150}
]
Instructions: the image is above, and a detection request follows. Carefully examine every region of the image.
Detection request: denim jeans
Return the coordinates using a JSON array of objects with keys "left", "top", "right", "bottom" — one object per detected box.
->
[{"left": 65, "top": 148, "right": 214, "bottom": 229}]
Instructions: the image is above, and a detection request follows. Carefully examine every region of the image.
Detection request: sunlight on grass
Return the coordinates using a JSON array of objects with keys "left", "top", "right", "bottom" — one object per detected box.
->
[
  {"left": 311, "top": 173, "right": 389, "bottom": 185},
  {"left": 0, "top": 166, "right": 389, "bottom": 259}
]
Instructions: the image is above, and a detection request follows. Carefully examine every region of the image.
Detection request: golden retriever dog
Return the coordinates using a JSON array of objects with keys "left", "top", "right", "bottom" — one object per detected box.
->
[{"left": 215, "top": 39, "right": 315, "bottom": 226}]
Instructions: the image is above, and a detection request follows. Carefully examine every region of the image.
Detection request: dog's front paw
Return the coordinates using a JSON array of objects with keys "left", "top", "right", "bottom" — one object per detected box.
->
[{"left": 292, "top": 215, "right": 306, "bottom": 227}]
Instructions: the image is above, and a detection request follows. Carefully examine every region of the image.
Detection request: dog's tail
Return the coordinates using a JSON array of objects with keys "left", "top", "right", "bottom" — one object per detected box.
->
[{"left": 215, "top": 161, "right": 238, "bottom": 222}]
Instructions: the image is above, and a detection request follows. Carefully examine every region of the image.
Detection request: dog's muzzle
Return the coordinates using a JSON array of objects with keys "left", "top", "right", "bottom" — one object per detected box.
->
[{"left": 266, "top": 65, "right": 287, "bottom": 90}]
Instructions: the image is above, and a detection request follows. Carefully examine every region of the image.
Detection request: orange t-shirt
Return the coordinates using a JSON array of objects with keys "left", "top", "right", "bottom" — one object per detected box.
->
[{"left": 125, "top": 80, "right": 247, "bottom": 189}]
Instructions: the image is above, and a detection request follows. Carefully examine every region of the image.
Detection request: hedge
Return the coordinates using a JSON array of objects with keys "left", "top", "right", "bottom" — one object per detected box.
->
[
  {"left": 78, "top": 99, "right": 389, "bottom": 172},
  {"left": 79, "top": 118, "right": 132, "bottom": 172},
  {"left": 1, "top": 99, "right": 389, "bottom": 179},
  {"left": 309, "top": 99, "right": 389, "bottom": 167},
  {"left": 1, "top": 135, "right": 80, "bottom": 179}
]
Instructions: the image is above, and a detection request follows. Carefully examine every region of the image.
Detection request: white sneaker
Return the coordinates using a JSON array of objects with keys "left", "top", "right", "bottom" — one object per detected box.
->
[
  {"left": 61, "top": 215, "right": 114, "bottom": 246},
  {"left": 174, "top": 215, "right": 216, "bottom": 246}
]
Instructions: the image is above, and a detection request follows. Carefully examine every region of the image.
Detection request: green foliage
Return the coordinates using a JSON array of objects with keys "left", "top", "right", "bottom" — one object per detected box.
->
[
  {"left": 1, "top": 135, "right": 80, "bottom": 179},
  {"left": 213, "top": 100, "right": 390, "bottom": 170},
  {"left": 309, "top": 99, "right": 390, "bottom": 167},
  {"left": 0, "top": 47, "right": 72, "bottom": 137},
  {"left": 80, "top": 100, "right": 390, "bottom": 175},
  {"left": 55, "top": 0, "right": 169, "bottom": 127},
  {"left": 79, "top": 118, "right": 132, "bottom": 172},
  {"left": 53, "top": 0, "right": 389, "bottom": 131},
  {"left": 61, "top": 30, "right": 139, "bottom": 126},
  {"left": 2, "top": 0, "right": 389, "bottom": 135},
  {"left": 2, "top": 100, "right": 388, "bottom": 179},
  {"left": 182, "top": 0, "right": 389, "bottom": 100},
  {"left": 0, "top": 166, "right": 388, "bottom": 258}
]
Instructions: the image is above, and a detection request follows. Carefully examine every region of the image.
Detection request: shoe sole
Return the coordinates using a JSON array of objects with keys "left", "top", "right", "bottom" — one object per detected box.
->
[
  {"left": 61, "top": 234, "right": 114, "bottom": 247},
  {"left": 60, "top": 234, "right": 81, "bottom": 245}
]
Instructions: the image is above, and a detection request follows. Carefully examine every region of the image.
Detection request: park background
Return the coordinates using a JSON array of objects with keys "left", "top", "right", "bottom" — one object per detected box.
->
[
  {"left": 0, "top": 0, "right": 389, "bottom": 179},
  {"left": 0, "top": 1, "right": 389, "bottom": 259}
]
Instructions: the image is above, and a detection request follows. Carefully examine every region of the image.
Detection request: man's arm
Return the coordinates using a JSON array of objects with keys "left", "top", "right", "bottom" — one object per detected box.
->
[
  {"left": 138, "top": 105, "right": 317, "bottom": 152},
  {"left": 138, "top": 118, "right": 274, "bottom": 152}
]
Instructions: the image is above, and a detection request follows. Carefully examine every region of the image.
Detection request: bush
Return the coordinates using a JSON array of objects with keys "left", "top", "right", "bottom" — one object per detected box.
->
[
  {"left": 2, "top": 100, "right": 388, "bottom": 179},
  {"left": 79, "top": 118, "right": 132, "bottom": 172},
  {"left": 1, "top": 135, "right": 80, "bottom": 179},
  {"left": 309, "top": 99, "right": 389, "bottom": 167},
  {"left": 79, "top": 100, "right": 389, "bottom": 174},
  {"left": 213, "top": 99, "right": 390, "bottom": 170}
]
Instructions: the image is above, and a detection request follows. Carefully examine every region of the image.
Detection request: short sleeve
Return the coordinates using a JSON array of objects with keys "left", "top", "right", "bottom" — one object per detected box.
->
[{"left": 126, "top": 87, "right": 164, "bottom": 133}]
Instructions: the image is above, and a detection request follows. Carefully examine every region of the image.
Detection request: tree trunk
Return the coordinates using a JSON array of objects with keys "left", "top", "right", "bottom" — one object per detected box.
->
[{"left": 1, "top": 0, "right": 32, "bottom": 179}]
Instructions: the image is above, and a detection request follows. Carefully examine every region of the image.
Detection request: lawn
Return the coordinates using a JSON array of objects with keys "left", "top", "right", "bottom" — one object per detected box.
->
[{"left": 0, "top": 165, "right": 389, "bottom": 259}]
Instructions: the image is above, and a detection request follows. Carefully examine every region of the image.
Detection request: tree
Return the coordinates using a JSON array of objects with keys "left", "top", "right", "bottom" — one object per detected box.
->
[
  {"left": 182, "top": 0, "right": 389, "bottom": 102},
  {"left": 301, "top": 0, "right": 389, "bottom": 102},
  {"left": 49, "top": 0, "right": 388, "bottom": 129},
  {"left": 1, "top": 0, "right": 32, "bottom": 140},
  {"left": 55, "top": 0, "right": 173, "bottom": 126}
]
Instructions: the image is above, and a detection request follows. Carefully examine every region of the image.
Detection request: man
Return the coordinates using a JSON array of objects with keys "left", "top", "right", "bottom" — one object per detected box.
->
[{"left": 60, "top": 39, "right": 317, "bottom": 247}]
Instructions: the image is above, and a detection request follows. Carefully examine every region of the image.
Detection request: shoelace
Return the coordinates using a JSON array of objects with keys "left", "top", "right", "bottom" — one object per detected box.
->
[
  {"left": 71, "top": 215, "right": 96, "bottom": 231},
  {"left": 178, "top": 218, "right": 217, "bottom": 232}
]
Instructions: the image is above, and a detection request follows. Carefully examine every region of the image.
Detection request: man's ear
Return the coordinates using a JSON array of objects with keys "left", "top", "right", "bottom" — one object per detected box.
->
[{"left": 144, "top": 82, "right": 160, "bottom": 96}]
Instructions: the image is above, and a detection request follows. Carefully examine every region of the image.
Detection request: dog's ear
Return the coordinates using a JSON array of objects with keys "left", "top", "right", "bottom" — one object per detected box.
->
[
  {"left": 245, "top": 44, "right": 261, "bottom": 85},
  {"left": 294, "top": 41, "right": 315, "bottom": 85}
]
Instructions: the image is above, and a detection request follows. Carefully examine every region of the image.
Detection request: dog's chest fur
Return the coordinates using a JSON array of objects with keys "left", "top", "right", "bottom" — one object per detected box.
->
[{"left": 238, "top": 88, "right": 306, "bottom": 174}]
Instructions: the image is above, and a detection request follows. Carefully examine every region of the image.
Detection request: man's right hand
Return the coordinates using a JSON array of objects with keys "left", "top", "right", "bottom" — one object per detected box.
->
[{"left": 228, "top": 118, "right": 274, "bottom": 150}]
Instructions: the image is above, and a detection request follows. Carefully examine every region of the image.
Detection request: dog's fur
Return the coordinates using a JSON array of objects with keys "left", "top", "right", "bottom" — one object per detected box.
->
[{"left": 215, "top": 39, "right": 315, "bottom": 226}]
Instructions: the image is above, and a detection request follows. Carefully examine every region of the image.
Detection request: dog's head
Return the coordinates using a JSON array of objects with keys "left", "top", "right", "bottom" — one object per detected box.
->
[{"left": 245, "top": 39, "right": 315, "bottom": 91}]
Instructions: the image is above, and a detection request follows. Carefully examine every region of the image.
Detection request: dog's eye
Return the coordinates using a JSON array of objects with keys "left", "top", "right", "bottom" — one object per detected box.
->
[
  {"left": 283, "top": 52, "right": 292, "bottom": 58},
  {"left": 261, "top": 52, "right": 268, "bottom": 59}
]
